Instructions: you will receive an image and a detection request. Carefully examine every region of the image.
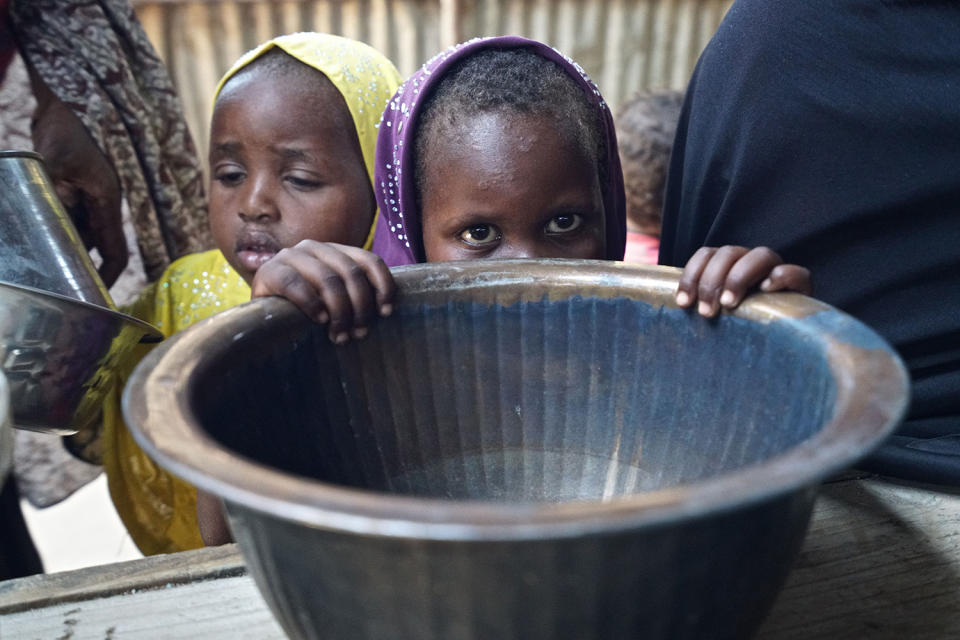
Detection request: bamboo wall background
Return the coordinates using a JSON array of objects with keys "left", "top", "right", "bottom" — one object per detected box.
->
[{"left": 132, "top": 0, "right": 732, "bottom": 161}]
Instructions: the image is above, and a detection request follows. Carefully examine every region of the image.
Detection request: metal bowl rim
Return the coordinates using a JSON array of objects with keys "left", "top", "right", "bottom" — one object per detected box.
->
[
  {"left": 0, "top": 279, "right": 162, "bottom": 342},
  {"left": 0, "top": 150, "right": 44, "bottom": 162},
  {"left": 123, "top": 260, "right": 909, "bottom": 540}
]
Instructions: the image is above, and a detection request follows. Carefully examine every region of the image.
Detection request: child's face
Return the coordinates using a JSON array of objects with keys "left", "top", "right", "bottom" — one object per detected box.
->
[
  {"left": 208, "top": 71, "right": 374, "bottom": 285},
  {"left": 419, "top": 112, "right": 605, "bottom": 262}
]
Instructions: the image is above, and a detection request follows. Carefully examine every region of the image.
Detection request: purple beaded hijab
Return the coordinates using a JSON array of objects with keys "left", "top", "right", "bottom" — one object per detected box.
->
[{"left": 371, "top": 36, "right": 626, "bottom": 266}]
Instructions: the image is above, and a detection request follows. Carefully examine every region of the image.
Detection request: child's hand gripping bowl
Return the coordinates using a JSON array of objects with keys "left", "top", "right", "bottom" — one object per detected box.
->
[
  {"left": 251, "top": 240, "right": 396, "bottom": 344},
  {"left": 675, "top": 245, "right": 813, "bottom": 318},
  {"left": 252, "top": 241, "right": 812, "bottom": 341}
]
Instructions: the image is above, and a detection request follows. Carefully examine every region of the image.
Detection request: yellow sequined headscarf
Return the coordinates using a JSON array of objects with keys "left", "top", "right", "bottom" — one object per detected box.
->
[{"left": 213, "top": 33, "right": 402, "bottom": 249}]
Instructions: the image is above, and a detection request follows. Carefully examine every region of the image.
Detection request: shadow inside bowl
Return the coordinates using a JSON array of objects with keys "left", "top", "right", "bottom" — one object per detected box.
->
[{"left": 193, "top": 296, "right": 835, "bottom": 503}]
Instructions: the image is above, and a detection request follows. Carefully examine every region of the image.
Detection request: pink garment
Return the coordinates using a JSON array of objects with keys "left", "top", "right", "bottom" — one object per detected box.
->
[{"left": 623, "top": 231, "right": 660, "bottom": 265}]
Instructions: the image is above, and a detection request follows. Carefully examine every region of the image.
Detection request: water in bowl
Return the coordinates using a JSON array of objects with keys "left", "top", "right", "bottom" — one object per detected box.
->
[{"left": 386, "top": 448, "right": 663, "bottom": 502}]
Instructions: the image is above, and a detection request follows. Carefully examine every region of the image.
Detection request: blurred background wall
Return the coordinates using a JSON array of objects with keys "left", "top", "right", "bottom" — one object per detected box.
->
[{"left": 131, "top": 0, "right": 732, "bottom": 164}]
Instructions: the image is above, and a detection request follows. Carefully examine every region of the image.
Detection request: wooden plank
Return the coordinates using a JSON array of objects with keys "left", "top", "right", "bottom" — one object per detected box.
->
[
  {"left": 1, "top": 479, "right": 957, "bottom": 638},
  {"left": 757, "top": 478, "right": 960, "bottom": 639},
  {"left": 0, "top": 544, "right": 244, "bottom": 614},
  {"left": 0, "top": 573, "right": 284, "bottom": 640}
]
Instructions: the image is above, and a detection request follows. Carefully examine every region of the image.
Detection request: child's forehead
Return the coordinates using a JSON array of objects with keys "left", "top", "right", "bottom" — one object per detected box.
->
[
  {"left": 448, "top": 111, "right": 548, "bottom": 149},
  {"left": 214, "top": 68, "right": 349, "bottom": 126},
  {"left": 434, "top": 110, "right": 588, "bottom": 162},
  {"left": 432, "top": 112, "right": 592, "bottom": 170},
  {"left": 454, "top": 108, "right": 547, "bottom": 133},
  {"left": 220, "top": 64, "right": 336, "bottom": 102}
]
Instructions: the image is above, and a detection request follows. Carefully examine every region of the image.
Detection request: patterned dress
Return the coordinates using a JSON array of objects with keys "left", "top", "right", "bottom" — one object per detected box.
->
[{"left": 10, "top": 0, "right": 213, "bottom": 280}]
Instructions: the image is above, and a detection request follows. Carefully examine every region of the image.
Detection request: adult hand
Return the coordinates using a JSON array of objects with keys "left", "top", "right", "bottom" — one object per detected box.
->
[
  {"left": 27, "top": 64, "right": 128, "bottom": 287},
  {"left": 251, "top": 240, "right": 396, "bottom": 343},
  {"left": 676, "top": 245, "right": 812, "bottom": 317}
]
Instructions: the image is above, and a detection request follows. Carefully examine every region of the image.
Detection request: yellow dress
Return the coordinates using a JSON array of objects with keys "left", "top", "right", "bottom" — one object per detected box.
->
[
  {"left": 101, "top": 32, "right": 401, "bottom": 555},
  {"left": 102, "top": 250, "right": 250, "bottom": 554}
]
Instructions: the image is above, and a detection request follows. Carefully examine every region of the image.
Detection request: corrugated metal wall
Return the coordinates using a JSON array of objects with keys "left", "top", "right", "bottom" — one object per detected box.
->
[
  {"left": 132, "top": 0, "right": 731, "bottom": 159},
  {"left": 459, "top": 0, "right": 731, "bottom": 100}
]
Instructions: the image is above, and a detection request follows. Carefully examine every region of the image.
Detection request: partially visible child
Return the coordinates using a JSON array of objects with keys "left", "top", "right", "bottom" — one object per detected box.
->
[
  {"left": 99, "top": 33, "right": 401, "bottom": 555},
  {"left": 616, "top": 89, "right": 684, "bottom": 265},
  {"left": 252, "top": 36, "right": 811, "bottom": 334}
]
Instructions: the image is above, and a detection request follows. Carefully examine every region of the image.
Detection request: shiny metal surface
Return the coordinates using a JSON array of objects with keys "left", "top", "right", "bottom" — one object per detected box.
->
[
  {"left": 0, "top": 150, "right": 114, "bottom": 307},
  {"left": 0, "top": 372, "right": 10, "bottom": 490},
  {"left": 125, "top": 260, "right": 909, "bottom": 640},
  {"left": 0, "top": 280, "right": 161, "bottom": 435}
]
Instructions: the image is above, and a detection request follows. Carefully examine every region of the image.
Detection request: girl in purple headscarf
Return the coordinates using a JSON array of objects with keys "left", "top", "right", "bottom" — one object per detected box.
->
[{"left": 252, "top": 37, "right": 811, "bottom": 342}]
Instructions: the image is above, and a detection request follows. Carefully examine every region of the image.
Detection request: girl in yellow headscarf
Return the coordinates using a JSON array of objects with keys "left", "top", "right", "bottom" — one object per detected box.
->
[{"left": 100, "top": 33, "right": 402, "bottom": 555}]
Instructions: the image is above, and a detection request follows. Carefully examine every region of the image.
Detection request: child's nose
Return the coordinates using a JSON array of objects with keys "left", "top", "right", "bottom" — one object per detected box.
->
[
  {"left": 499, "top": 240, "right": 549, "bottom": 260},
  {"left": 239, "top": 175, "right": 279, "bottom": 222}
]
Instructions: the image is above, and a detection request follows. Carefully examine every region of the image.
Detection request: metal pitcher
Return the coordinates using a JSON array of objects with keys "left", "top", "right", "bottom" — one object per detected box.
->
[
  {"left": 0, "top": 150, "right": 115, "bottom": 308},
  {"left": 0, "top": 150, "right": 161, "bottom": 434}
]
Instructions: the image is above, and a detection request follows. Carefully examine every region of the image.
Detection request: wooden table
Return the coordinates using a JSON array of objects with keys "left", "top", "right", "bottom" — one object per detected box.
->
[{"left": 1, "top": 477, "right": 958, "bottom": 639}]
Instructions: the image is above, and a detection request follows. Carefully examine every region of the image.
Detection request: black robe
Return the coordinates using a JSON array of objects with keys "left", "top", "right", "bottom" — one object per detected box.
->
[{"left": 660, "top": 0, "right": 960, "bottom": 485}]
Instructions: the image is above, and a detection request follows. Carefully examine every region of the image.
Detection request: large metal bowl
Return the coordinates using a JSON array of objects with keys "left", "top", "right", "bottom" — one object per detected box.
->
[
  {"left": 0, "top": 280, "right": 161, "bottom": 435},
  {"left": 124, "top": 260, "right": 908, "bottom": 640}
]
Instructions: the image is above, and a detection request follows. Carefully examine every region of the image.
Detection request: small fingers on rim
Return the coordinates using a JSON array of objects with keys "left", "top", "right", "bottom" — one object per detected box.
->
[
  {"left": 310, "top": 245, "right": 378, "bottom": 342},
  {"left": 251, "top": 251, "right": 330, "bottom": 326},
  {"left": 717, "top": 246, "right": 783, "bottom": 309},
  {"left": 760, "top": 263, "right": 813, "bottom": 296},
  {"left": 335, "top": 245, "right": 397, "bottom": 319},
  {"left": 695, "top": 245, "right": 751, "bottom": 317},
  {"left": 676, "top": 246, "right": 717, "bottom": 309}
]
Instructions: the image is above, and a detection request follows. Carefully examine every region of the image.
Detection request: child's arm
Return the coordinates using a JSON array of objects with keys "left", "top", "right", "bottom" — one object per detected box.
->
[
  {"left": 197, "top": 490, "right": 232, "bottom": 546},
  {"left": 675, "top": 246, "right": 812, "bottom": 317},
  {"left": 251, "top": 240, "right": 396, "bottom": 342}
]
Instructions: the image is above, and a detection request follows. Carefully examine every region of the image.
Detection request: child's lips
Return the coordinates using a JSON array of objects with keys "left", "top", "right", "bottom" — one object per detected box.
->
[
  {"left": 236, "top": 248, "right": 277, "bottom": 273},
  {"left": 235, "top": 231, "right": 281, "bottom": 273}
]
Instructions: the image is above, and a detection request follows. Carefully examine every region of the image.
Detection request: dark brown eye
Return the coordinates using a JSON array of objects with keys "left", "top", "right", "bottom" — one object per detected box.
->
[
  {"left": 545, "top": 214, "right": 583, "bottom": 234},
  {"left": 213, "top": 168, "right": 245, "bottom": 187},
  {"left": 459, "top": 224, "right": 500, "bottom": 246}
]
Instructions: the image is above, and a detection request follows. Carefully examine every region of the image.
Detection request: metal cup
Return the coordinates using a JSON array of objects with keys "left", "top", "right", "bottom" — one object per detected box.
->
[
  {"left": 0, "top": 150, "right": 115, "bottom": 307},
  {"left": 0, "top": 280, "right": 161, "bottom": 435},
  {"left": 0, "top": 150, "right": 161, "bottom": 434}
]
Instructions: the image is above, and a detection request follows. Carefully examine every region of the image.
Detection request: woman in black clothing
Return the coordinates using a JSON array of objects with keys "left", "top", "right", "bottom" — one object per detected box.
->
[{"left": 660, "top": 0, "right": 960, "bottom": 485}]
